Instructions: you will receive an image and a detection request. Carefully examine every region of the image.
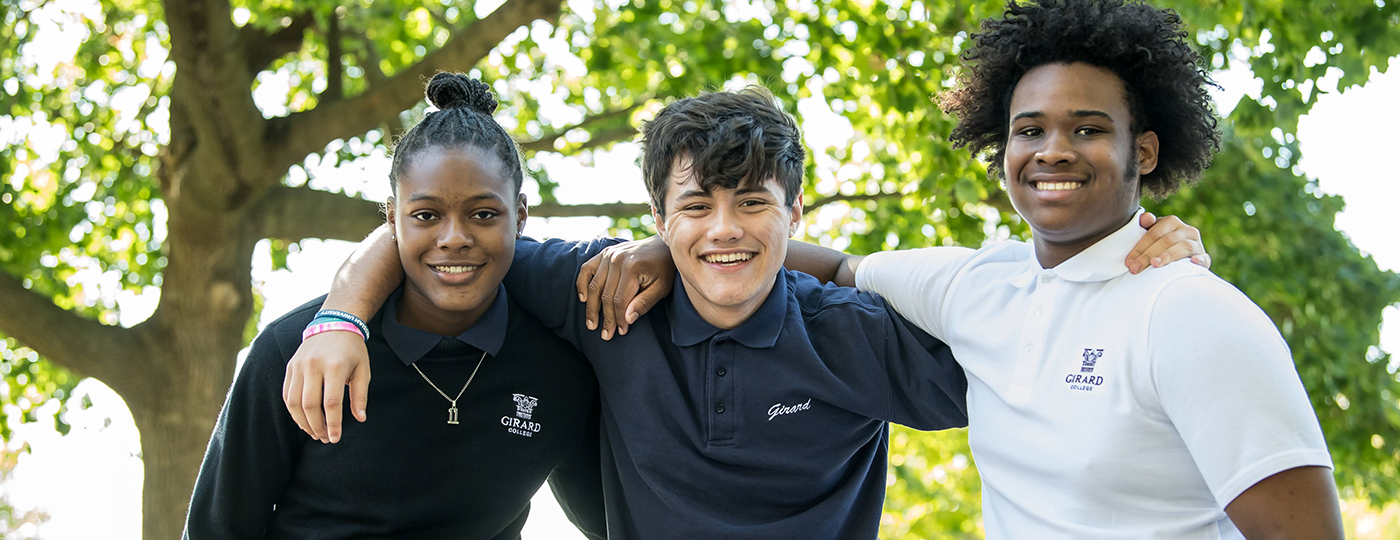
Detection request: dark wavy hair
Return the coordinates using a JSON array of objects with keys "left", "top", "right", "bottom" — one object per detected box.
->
[
  {"left": 389, "top": 72, "right": 524, "bottom": 194},
  {"left": 941, "top": 0, "right": 1221, "bottom": 198},
  {"left": 640, "top": 86, "right": 806, "bottom": 216}
]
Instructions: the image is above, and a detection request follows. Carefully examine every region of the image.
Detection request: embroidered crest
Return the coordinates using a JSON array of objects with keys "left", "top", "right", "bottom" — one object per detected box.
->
[
  {"left": 1081, "top": 348, "right": 1104, "bottom": 373},
  {"left": 512, "top": 393, "right": 538, "bottom": 419}
]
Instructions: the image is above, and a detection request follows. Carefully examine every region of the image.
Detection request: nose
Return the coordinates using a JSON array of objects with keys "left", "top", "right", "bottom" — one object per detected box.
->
[
  {"left": 437, "top": 217, "right": 474, "bottom": 251},
  {"left": 1035, "top": 130, "right": 1077, "bottom": 166},
  {"left": 708, "top": 207, "right": 744, "bottom": 244}
]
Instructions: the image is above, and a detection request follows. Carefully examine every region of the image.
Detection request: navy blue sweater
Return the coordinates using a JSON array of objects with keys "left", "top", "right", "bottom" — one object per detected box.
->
[{"left": 183, "top": 292, "right": 605, "bottom": 540}]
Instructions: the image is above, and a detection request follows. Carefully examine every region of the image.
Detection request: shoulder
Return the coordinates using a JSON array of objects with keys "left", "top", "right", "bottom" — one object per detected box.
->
[
  {"left": 1138, "top": 263, "right": 1256, "bottom": 315},
  {"left": 247, "top": 295, "right": 328, "bottom": 370},
  {"left": 1140, "top": 264, "right": 1285, "bottom": 348},
  {"left": 506, "top": 298, "right": 577, "bottom": 347},
  {"left": 785, "top": 270, "right": 897, "bottom": 341}
]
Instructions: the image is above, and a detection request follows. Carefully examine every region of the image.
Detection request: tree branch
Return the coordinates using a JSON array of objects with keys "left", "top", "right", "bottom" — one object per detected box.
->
[
  {"left": 242, "top": 11, "right": 316, "bottom": 75},
  {"left": 353, "top": 30, "right": 388, "bottom": 84},
  {"left": 263, "top": 0, "right": 565, "bottom": 179},
  {"left": 0, "top": 272, "right": 146, "bottom": 393},
  {"left": 254, "top": 185, "right": 385, "bottom": 242},
  {"left": 803, "top": 188, "right": 1017, "bottom": 215},
  {"left": 519, "top": 103, "right": 644, "bottom": 152},
  {"left": 325, "top": 10, "right": 344, "bottom": 101},
  {"left": 805, "top": 191, "right": 906, "bottom": 213},
  {"left": 530, "top": 201, "right": 652, "bottom": 218}
]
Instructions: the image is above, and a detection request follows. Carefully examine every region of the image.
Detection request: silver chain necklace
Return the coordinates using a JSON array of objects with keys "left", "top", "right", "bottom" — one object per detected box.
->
[{"left": 411, "top": 350, "right": 488, "bottom": 425}]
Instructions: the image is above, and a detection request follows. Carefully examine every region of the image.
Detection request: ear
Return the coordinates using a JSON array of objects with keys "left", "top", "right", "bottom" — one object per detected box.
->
[
  {"left": 385, "top": 197, "right": 397, "bottom": 228},
  {"left": 1136, "top": 130, "right": 1159, "bottom": 177},
  {"left": 651, "top": 205, "right": 669, "bottom": 244},
  {"left": 514, "top": 193, "right": 529, "bottom": 239},
  {"left": 787, "top": 194, "right": 804, "bottom": 237}
]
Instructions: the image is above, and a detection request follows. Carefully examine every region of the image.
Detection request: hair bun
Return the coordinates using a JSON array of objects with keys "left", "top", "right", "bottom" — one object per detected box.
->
[{"left": 425, "top": 72, "right": 497, "bottom": 115}]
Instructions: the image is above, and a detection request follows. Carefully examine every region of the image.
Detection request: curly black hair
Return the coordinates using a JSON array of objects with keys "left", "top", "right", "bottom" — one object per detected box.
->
[
  {"left": 941, "top": 0, "right": 1221, "bottom": 199},
  {"left": 389, "top": 72, "right": 524, "bottom": 194},
  {"left": 640, "top": 86, "right": 805, "bottom": 216}
]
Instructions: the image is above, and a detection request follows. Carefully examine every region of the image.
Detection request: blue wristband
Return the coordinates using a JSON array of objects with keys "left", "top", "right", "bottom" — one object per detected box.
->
[{"left": 313, "top": 309, "right": 371, "bottom": 341}]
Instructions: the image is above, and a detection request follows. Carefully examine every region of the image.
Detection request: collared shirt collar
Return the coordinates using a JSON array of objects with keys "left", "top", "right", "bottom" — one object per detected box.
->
[
  {"left": 1011, "top": 208, "right": 1146, "bottom": 288},
  {"left": 668, "top": 270, "right": 787, "bottom": 349},
  {"left": 381, "top": 284, "right": 509, "bottom": 365}
]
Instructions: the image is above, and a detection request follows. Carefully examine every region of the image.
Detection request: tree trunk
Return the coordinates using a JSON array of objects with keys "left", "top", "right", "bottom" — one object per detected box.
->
[
  {"left": 128, "top": 386, "right": 227, "bottom": 540},
  {"left": 127, "top": 186, "right": 258, "bottom": 539}
]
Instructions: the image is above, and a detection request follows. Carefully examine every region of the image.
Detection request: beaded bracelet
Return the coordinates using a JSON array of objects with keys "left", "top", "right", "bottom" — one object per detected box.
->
[
  {"left": 302, "top": 321, "right": 365, "bottom": 342},
  {"left": 313, "top": 309, "right": 371, "bottom": 340}
]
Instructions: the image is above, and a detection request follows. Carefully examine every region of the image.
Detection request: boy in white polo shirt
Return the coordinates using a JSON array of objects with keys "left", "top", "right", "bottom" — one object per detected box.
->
[{"left": 801, "top": 0, "right": 1341, "bottom": 538}]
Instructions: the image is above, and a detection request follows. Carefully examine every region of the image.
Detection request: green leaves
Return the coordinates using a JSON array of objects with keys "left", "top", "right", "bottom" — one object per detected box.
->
[{"left": 2, "top": 0, "right": 1398, "bottom": 534}]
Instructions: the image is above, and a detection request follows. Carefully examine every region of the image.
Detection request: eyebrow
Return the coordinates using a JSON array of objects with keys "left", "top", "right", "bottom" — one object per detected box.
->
[
  {"left": 406, "top": 192, "right": 505, "bottom": 204},
  {"left": 673, "top": 189, "right": 712, "bottom": 202},
  {"left": 735, "top": 186, "right": 775, "bottom": 197},
  {"left": 1011, "top": 110, "right": 1114, "bottom": 122}
]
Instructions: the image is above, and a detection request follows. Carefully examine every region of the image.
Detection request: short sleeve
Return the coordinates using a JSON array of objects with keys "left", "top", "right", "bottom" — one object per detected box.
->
[
  {"left": 879, "top": 303, "right": 969, "bottom": 430},
  {"left": 505, "top": 237, "right": 624, "bottom": 348},
  {"left": 855, "top": 247, "right": 976, "bottom": 340},
  {"left": 1147, "top": 275, "right": 1332, "bottom": 508}
]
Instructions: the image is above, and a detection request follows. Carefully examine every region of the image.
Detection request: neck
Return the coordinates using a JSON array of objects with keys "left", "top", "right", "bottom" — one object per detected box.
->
[
  {"left": 1032, "top": 211, "right": 1137, "bottom": 269},
  {"left": 396, "top": 285, "right": 496, "bottom": 337},
  {"left": 682, "top": 274, "right": 778, "bottom": 330}
]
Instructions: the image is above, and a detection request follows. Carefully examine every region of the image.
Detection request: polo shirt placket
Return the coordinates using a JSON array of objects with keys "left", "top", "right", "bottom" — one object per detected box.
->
[{"left": 707, "top": 336, "right": 735, "bottom": 443}]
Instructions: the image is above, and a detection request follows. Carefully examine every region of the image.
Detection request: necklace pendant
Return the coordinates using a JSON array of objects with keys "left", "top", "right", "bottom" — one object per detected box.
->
[{"left": 448, "top": 406, "right": 459, "bottom": 425}]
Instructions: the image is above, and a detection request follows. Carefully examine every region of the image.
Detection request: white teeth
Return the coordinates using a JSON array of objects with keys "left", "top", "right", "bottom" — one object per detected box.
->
[
  {"left": 703, "top": 252, "right": 754, "bottom": 264},
  {"left": 432, "top": 265, "right": 480, "bottom": 274},
  {"left": 1037, "top": 181, "right": 1084, "bottom": 191}
]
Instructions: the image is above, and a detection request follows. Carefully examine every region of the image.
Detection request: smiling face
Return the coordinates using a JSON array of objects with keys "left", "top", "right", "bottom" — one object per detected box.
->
[
  {"left": 1004, "top": 62, "right": 1159, "bottom": 267},
  {"left": 388, "top": 147, "right": 527, "bottom": 336},
  {"left": 654, "top": 158, "right": 802, "bottom": 329}
]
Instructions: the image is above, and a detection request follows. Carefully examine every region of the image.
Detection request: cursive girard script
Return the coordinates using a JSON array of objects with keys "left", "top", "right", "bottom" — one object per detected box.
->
[{"left": 767, "top": 398, "right": 812, "bottom": 421}]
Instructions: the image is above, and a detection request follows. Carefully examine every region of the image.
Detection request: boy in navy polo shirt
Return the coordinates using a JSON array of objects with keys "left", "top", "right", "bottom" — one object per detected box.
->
[
  {"left": 183, "top": 73, "right": 604, "bottom": 540},
  {"left": 282, "top": 86, "right": 1205, "bottom": 538}
]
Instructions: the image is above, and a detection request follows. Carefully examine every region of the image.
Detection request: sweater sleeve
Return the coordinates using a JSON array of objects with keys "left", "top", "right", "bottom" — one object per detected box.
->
[
  {"left": 545, "top": 397, "right": 607, "bottom": 540},
  {"left": 183, "top": 325, "right": 307, "bottom": 540}
]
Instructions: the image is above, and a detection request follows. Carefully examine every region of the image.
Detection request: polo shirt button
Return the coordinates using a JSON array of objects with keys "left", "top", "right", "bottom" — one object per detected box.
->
[
  {"left": 1034, "top": 308, "right": 1043, "bottom": 316},
  {"left": 715, "top": 404, "right": 726, "bottom": 414},
  {"left": 1041, "top": 275, "right": 1053, "bottom": 283},
  {"left": 1024, "top": 345, "right": 1033, "bottom": 353},
  {"left": 717, "top": 367, "right": 727, "bottom": 377}
]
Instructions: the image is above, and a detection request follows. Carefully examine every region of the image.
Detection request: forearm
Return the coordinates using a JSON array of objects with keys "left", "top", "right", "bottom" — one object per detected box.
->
[
  {"left": 322, "top": 224, "right": 404, "bottom": 321},
  {"left": 784, "top": 240, "right": 862, "bottom": 287}
]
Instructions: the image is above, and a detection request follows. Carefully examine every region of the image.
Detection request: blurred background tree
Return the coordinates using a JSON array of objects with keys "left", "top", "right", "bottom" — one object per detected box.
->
[{"left": 2, "top": 0, "right": 1398, "bottom": 538}]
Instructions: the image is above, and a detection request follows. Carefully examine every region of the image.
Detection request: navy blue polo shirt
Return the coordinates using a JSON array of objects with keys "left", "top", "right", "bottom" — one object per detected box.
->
[{"left": 507, "top": 237, "right": 968, "bottom": 540}]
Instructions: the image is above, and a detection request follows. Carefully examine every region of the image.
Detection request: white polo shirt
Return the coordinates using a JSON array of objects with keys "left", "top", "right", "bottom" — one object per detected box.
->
[{"left": 856, "top": 214, "right": 1331, "bottom": 539}]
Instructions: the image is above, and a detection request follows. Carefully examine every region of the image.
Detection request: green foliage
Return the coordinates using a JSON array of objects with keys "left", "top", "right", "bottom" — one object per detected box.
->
[{"left": 2, "top": 0, "right": 1399, "bottom": 535}]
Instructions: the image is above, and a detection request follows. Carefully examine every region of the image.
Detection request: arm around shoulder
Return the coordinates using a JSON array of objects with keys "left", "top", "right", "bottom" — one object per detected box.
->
[{"left": 854, "top": 246, "right": 977, "bottom": 341}]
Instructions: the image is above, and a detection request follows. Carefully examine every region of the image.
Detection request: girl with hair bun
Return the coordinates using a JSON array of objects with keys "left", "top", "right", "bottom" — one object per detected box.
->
[{"left": 184, "top": 72, "right": 606, "bottom": 540}]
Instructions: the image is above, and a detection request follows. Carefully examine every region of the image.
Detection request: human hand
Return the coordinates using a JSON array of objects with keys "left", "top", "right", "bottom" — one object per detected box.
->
[
  {"left": 1128, "top": 212, "right": 1210, "bottom": 274},
  {"left": 282, "top": 330, "right": 371, "bottom": 443},
  {"left": 575, "top": 237, "right": 676, "bottom": 340}
]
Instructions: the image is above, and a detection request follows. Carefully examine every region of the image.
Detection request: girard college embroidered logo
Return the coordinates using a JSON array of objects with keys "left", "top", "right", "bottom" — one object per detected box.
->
[
  {"left": 1065, "top": 348, "right": 1106, "bottom": 392},
  {"left": 502, "top": 394, "right": 542, "bottom": 438}
]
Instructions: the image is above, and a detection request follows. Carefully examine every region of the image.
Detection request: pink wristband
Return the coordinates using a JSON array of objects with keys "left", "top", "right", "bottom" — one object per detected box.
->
[{"left": 302, "top": 321, "right": 365, "bottom": 341}]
